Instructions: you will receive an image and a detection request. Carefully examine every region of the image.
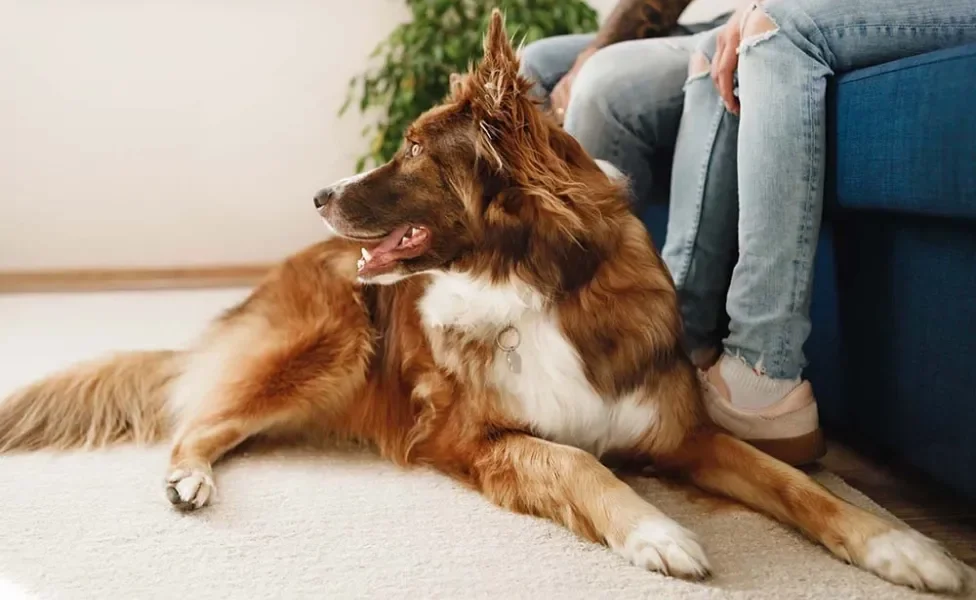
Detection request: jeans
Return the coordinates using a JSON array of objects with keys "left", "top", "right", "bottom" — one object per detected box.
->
[
  {"left": 519, "top": 16, "right": 730, "bottom": 208},
  {"left": 665, "top": 0, "right": 976, "bottom": 379}
]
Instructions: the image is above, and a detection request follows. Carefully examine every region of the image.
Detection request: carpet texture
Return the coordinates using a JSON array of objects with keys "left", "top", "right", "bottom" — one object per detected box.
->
[
  {"left": 1, "top": 291, "right": 972, "bottom": 598},
  {"left": 1, "top": 444, "right": 972, "bottom": 599}
]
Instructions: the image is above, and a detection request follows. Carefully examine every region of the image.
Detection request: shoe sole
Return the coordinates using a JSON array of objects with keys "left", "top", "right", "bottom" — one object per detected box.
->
[{"left": 745, "top": 427, "right": 826, "bottom": 466}]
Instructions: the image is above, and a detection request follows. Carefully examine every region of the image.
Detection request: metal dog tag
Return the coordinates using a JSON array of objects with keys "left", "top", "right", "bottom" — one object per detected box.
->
[
  {"left": 496, "top": 325, "right": 522, "bottom": 375},
  {"left": 505, "top": 349, "right": 522, "bottom": 375}
]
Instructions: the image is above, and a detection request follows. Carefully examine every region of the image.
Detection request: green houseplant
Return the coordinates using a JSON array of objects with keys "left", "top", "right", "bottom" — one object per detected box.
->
[{"left": 341, "top": 0, "right": 599, "bottom": 170}]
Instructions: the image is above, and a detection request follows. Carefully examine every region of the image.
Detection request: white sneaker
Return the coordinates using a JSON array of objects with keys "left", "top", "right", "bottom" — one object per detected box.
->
[{"left": 699, "top": 356, "right": 826, "bottom": 466}]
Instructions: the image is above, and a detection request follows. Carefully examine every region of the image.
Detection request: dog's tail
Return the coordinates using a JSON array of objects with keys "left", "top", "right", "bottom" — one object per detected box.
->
[{"left": 0, "top": 350, "right": 183, "bottom": 452}]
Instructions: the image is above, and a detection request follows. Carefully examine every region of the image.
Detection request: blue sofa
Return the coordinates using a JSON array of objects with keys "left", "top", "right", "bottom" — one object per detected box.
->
[{"left": 639, "top": 42, "right": 976, "bottom": 501}]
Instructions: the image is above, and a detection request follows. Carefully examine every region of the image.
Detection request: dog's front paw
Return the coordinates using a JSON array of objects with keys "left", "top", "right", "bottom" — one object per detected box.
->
[
  {"left": 165, "top": 467, "right": 215, "bottom": 511},
  {"left": 613, "top": 517, "right": 711, "bottom": 580},
  {"left": 860, "top": 529, "right": 968, "bottom": 594}
]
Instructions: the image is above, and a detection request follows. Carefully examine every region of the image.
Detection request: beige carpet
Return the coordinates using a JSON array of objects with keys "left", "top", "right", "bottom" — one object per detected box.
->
[
  {"left": 1, "top": 290, "right": 972, "bottom": 599},
  {"left": 1, "top": 444, "right": 972, "bottom": 600}
]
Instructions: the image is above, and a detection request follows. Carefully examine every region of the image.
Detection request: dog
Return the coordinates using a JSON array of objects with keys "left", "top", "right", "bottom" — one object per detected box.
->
[{"left": 0, "top": 10, "right": 968, "bottom": 594}]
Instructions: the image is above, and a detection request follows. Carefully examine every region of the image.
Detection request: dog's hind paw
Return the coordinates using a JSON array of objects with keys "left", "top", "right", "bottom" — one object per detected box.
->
[
  {"left": 165, "top": 467, "right": 215, "bottom": 511},
  {"left": 861, "top": 529, "right": 969, "bottom": 594},
  {"left": 614, "top": 517, "right": 711, "bottom": 580}
]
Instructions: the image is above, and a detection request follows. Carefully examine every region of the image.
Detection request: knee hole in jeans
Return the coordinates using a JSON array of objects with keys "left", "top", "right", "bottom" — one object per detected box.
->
[
  {"left": 687, "top": 51, "right": 711, "bottom": 81},
  {"left": 740, "top": 7, "right": 778, "bottom": 47}
]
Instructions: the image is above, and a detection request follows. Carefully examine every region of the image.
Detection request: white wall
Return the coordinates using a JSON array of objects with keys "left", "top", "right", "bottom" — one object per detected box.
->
[
  {"left": 0, "top": 0, "right": 410, "bottom": 270},
  {"left": 590, "top": 0, "right": 733, "bottom": 24},
  {"left": 0, "top": 0, "right": 731, "bottom": 270}
]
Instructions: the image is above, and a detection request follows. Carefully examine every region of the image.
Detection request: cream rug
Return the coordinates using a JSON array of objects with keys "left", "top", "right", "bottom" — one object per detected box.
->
[
  {"left": 1, "top": 290, "right": 973, "bottom": 599},
  {"left": 0, "top": 444, "right": 972, "bottom": 600}
]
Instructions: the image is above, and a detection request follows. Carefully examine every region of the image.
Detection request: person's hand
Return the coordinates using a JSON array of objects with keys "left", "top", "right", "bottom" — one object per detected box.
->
[
  {"left": 551, "top": 47, "right": 596, "bottom": 125},
  {"left": 711, "top": 0, "right": 758, "bottom": 115},
  {"left": 550, "top": 72, "right": 575, "bottom": 124}
]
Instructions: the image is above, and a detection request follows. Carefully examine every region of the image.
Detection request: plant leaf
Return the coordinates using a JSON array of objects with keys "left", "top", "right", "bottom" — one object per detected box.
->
[{"left": 339, "top": 0, "right": 598, "bottom": 166}]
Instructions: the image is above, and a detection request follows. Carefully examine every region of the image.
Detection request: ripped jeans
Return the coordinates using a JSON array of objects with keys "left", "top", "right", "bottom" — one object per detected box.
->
[
  {"left": 518, "top": 15, "right": 730, "bottom": 209},
  {"left": 662, "top": 0, "right": 976, "bottom": 379}
]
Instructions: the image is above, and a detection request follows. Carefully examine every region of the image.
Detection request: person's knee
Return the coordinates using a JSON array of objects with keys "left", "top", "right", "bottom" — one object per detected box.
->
[
  {"left": 740, "top": 6, "right": 778, "bottom": 43},
  {"left": 567, "top": 47, "right": 660, "bottom": 122},
  {"left": 565, "top": 41, "right": 688, "bottom": 158},
  {"left": 565, "top": 51, "right": 620, "bottom": 121},
  {"left": 518, "top": 39, "right": 548, "bottom": 80},
  {"left": 687, "top": 50, "right": 711, "bottom": 80},
  {"left": 562, "top": 51, "right": 640, "bottom": 158}
]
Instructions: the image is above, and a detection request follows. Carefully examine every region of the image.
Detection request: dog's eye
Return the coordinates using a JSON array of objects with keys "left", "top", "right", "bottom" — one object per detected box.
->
[{"left": 410, "top": 143, "right": 423, "bottom": 157}]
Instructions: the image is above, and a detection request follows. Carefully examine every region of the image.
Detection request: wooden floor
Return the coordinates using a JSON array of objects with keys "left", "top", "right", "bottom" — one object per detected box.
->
[
  {"left": 0, "top": 265, "right": 270, "bottom": 294},
  {"left": 818, "top": 441, "right": 976, "bottom": 567}
]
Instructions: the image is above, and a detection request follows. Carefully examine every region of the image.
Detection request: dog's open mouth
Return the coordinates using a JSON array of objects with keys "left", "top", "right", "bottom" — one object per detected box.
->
[{"left": 356, "top": 225, "right": 431, "bottom": 278}]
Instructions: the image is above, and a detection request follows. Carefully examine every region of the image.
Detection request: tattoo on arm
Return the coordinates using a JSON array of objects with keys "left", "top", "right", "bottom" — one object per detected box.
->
[{"left": 591, "top": 0, "right": 693, "bottom": 48}]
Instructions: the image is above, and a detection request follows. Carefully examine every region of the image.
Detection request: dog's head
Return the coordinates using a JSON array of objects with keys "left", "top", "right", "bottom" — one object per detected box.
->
[{"left": 316, "top": 10, "right": 629, "bottom": 290}]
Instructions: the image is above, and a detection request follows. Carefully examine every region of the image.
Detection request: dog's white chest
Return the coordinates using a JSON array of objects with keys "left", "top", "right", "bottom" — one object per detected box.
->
[
  {"left": 420, "top": 273, "right": 655, "bottom": 456},
  {"left": 489, "top": 310, "right": 654, "bottom": 455}
]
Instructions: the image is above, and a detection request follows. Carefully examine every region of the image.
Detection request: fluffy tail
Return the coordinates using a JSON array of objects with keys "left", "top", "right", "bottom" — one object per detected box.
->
[{"left": 0, "top": 350, "right": 183, "bottom": 452}]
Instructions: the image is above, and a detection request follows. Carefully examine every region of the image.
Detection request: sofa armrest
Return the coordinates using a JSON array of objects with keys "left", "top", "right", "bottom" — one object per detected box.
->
[{"left": 828, "top": 43, "right": 976, "bottom": 221}]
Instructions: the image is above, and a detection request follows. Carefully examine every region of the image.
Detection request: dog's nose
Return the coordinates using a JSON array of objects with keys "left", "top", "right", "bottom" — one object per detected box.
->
[{"left": 313, "top": 188, "right": 334, "bottom": 210}]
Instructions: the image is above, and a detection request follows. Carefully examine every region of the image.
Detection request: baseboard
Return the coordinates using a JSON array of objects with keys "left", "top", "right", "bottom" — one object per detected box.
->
[{"left": 0, "top": 265, "right": 272, "bottom": 294}]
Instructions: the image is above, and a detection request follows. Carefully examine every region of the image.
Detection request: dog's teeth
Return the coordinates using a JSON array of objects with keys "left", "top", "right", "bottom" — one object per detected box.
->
[
  {"left": 361, "top": 247, "right": 372, "bottom": 261},
  {"left": 410, "top": 227, "right": 420, "bottom": 237},
  {"left": 401, "top": 235, "right": 410, "bottom": 245},
  {"left": 356, "top": 258, "right": 365, "bottom": 271}
]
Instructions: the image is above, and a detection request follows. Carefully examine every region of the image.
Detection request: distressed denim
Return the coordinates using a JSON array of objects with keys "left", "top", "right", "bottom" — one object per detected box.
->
[
  {"left": 665, "top": 0, "right": 976, "bottom": 378},
  {"left": 518, "top": 16, "right": 730, "bottom": 208}
]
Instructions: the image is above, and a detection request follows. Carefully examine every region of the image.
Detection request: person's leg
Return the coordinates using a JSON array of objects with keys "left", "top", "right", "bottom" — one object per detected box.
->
[
  {"left": 697, "top": 0, "right": 976, "bottom": 464},
  {"left": 664, "top": 26, "right": 824, "bottom": 465},
  {"left": 563, "top": 34, "right": 702, "bottom": 207},
  {"left": 519, "top": 14, "right": 733, "bottom": 207},
  {"left": 661, "top": 27, "right": 739, "bottom": 363},
  {"left": 518, "top": 34, "right": 594, "bottom": 105},
  {"left": 728, "top": 0, "right": 976, "bottom": 379}
]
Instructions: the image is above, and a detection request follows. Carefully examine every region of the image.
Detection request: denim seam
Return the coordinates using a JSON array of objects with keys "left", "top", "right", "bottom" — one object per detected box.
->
[
  {"left": 776, "top": 56, "right": 821, "bottom": 379},
  {"left": 734, "top": 2, "right": 820, "bottom": 379},
  {"left": 823, "top": 24, "right": 976, "bottom": 32},
  {"left": 733, "top": 7, "right": 793, "bottom": 375},
  {"left": 821, "top": 24, "right": 976, "bottom": 62},
  {"left": 674, "top": 97, "right": 726, "bottom": 289}
]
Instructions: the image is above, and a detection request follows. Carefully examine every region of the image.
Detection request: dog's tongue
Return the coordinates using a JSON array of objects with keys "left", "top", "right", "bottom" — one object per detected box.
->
[
  {"left": 358, "top": 225, "right": 414, "bottom": 277},
  {"left": 372, "top": 225, "right": 412, "bottom": 255}
]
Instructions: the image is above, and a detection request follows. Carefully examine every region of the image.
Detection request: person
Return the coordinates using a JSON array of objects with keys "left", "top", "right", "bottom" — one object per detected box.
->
[
  {"left": 519, "top": 0, "right": 732, "bottom": 208},
  {"left": 663, "top": 0, "right": 976, "bottom": 465},
  {"left": 524, "top": 0, "right": 976, "bottom": 466}
]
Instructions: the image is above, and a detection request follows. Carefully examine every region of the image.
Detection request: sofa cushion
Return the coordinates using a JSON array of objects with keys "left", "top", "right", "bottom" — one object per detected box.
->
[{"left": 828, "top": 43, "right": 976, "bottom": 221}]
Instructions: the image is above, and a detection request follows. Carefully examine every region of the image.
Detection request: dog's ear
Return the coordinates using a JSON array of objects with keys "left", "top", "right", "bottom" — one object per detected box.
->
[
  {"left": 469, "top": 10, "right": 523, "bottom": 121},
  {"left": 466, "top": 9, "right": 608, "bottom": 240},
  {"left": 465, "top": 9, "right": 536, "bottom": 171},
  {"left": 482, "top": 9, "right": 517, "bottom": 69}
]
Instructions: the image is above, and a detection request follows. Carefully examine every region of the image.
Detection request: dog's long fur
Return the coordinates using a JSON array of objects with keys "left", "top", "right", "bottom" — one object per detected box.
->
[{"left": 0, "top": 11, "right": 968, "bottom": 593}]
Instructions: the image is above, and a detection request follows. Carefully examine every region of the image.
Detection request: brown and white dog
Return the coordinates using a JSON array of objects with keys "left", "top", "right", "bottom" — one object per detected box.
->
[{"left": 0, "top": 11, "right": 968, "bottom": 594}]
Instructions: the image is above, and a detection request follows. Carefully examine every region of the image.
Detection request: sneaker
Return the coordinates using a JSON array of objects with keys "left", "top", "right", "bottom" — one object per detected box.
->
[{"left": 699, "top": 356, "right": 826, "bottom": 466}]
